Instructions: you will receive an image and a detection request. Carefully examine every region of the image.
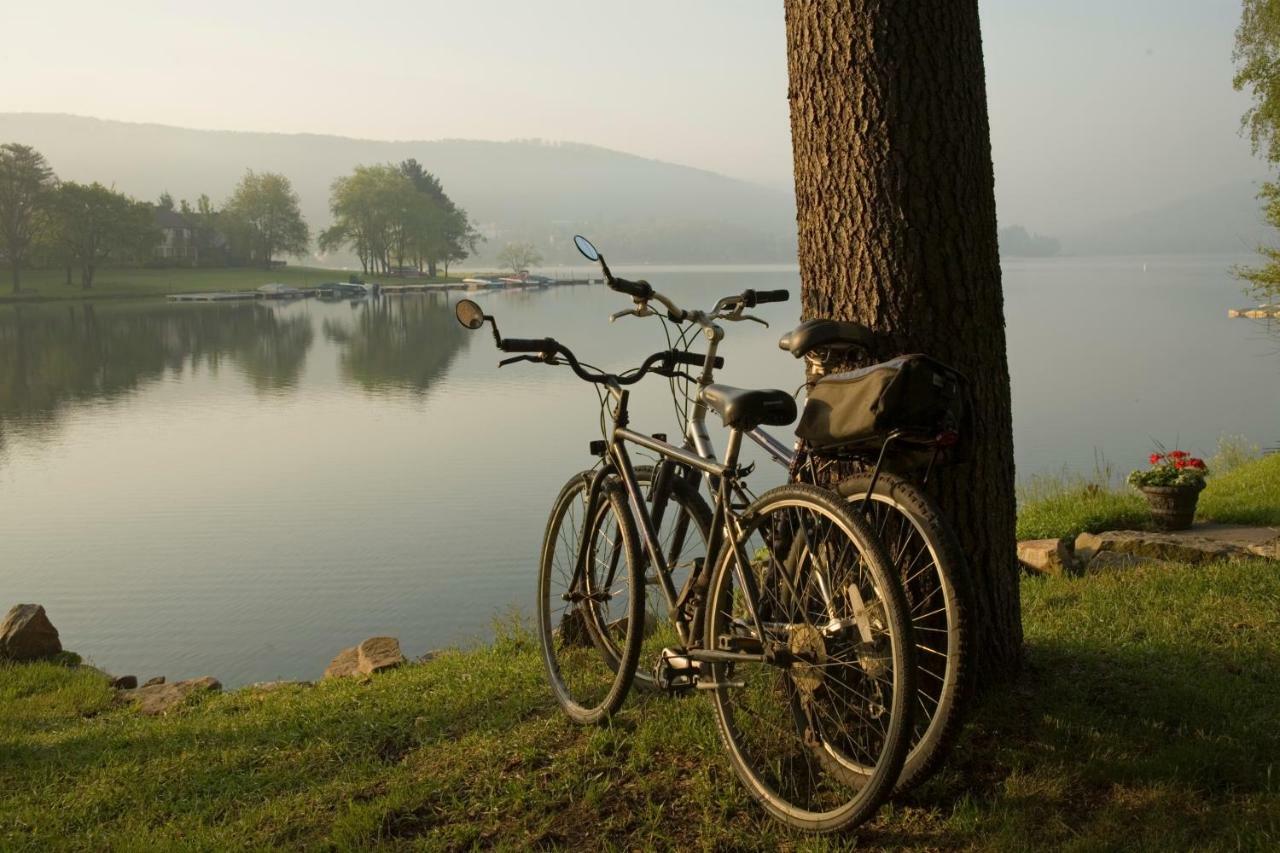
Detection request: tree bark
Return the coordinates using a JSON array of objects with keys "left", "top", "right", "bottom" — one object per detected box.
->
[{"left": 784, "top": 0, "right": 1022, "bottom": 684}]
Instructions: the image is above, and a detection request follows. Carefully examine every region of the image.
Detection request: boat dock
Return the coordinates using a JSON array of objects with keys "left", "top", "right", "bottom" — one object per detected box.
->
[
  {"left": 167, "top": 278, "right": 604, "bottom": 303},
  {"left": 1228, "top": 306, "right": 1280, "bottom": 319}
]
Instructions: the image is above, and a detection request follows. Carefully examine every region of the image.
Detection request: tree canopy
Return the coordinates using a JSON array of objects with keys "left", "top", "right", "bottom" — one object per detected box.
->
[
  {"left": 223, "top": 171, "right": 309, "bottom": 268},
  {"left": 495, "top": 241, "right": 542, "bottom": 274},
  {"left": 0, "top": 143, "right": 56, "bottom": 292},
  {"left": 320, "top": 162, "right": 480, "bottom": 277},
  {"left": 1234, "top": 0, "right": 1280, "bottom": 298},
  {"left": 51, "top": 182, "right": 157, "bottom": 289}
]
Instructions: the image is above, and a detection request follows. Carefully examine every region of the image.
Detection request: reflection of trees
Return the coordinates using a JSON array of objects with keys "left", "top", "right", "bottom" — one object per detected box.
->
[
  {"left": 322, "top": 298, "right": 468, "bottom": 393},
  {"left": 0, "top": 302, "right": 314, "bottom": 437}
]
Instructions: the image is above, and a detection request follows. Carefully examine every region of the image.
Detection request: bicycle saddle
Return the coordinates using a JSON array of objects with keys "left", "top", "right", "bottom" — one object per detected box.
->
[
  {"left": 700, "top": 384, "right": 797, "bottom": 431},
  {"left": 778, "top": 319, "right": 875, "bottom": 358}
]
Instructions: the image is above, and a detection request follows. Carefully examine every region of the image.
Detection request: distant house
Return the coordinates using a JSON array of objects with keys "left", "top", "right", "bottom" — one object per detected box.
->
[{"left": 153, "top": 209, "right": 227, "bottom": 265}]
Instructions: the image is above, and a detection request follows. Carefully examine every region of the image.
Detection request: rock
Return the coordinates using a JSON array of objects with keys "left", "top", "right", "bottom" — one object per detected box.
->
[
  {"left": 1017, "top": 538, "right": 1079, "bottom": 577},
  {"left": 324, "top": 646, "right": 360, "bottom": 679},
  {"left": 119, "top": 676, "right": 221, "bottom": 715},
  {"left": 418, "top": 650, "right": 442, "bottom": 663},
  {"left": 357, "top": 637, "right": 404, "bottom": 675},
  {"left": 555, "top": 608, "right": 594, "bottom": 648},
  {"left": 1075, "top": 530, "right": 1259, "bottom": 570},
  {"left": 324, "top": 637, "right": 406, "bottom": 679},
  {"left": 110, "top": 675, "right": 138, "bottom": 690},
  {"left": 0, "top": 604, "right": 63, "bottom": 661},
  {"left": 142, "top": 676, "right": 166, "bottom": 687}
]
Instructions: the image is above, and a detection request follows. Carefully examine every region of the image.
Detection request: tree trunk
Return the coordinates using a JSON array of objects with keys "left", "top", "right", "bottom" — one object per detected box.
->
[
  {"left": 81, "top": 264, "right": 95, "bottom": 290},
  {"left": 65, "top": 264, "right": 73, "bottom": 287},
  {"left": 784, "top": 0, "right": 1022, "bottom": 684},
  {"left": 10, "top": 261, "right": 19, "bottom": 294},
  {"left": 427, "top": 259, "right": 437, "bottom": 278}
]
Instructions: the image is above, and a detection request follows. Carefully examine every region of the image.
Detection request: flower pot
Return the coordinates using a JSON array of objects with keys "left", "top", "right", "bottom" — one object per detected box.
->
[{"left": 1141, "top": 485, "right": 1202, "bottom": 531}]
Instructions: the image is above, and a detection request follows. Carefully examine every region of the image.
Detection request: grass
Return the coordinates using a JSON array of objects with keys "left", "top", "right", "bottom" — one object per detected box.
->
[
  {"left": 1200, "top": 452, "right": 1280, "bottom": 526},
  {"left": 3, "top": 560, "right": 1279, "bottom": 849},
  {"left": 1017, "top": 445, "right": 1280, "bottom": 541},
  {"left": 0, "top": 266, "right": 462, "bottom": 303}
]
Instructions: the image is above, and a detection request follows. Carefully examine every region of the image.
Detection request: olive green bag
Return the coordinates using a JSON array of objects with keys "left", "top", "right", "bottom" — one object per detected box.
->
[{"left": 795, "top": 354, "right": 970, "bottom": 462}]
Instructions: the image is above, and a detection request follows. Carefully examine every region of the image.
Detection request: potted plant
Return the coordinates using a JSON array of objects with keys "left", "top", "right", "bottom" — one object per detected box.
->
[{"left": 1127, "top": 449, "right": 1209, "bottom": 531}]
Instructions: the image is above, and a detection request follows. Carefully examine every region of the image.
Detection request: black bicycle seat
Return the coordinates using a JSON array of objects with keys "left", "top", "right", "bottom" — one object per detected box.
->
[
  {"left": 778, "top": 319, "right": 875, "bottom": 358},
  {"left": 699, "top": 384, "right": 797, "bottom": 431}
]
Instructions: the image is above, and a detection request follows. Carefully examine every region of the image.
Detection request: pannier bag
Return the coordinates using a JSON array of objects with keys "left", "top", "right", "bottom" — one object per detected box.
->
[{"left": 795, "top": 354, "right": 971, "bottom": 462}]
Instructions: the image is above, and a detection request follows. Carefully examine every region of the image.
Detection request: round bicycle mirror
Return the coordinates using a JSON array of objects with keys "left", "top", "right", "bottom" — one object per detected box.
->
[
  {"left": 455, "top": 299, "right": 485, "bottom": 330},
  {"left": 573, "top": 235, "right": 600, "bottom": 262}
]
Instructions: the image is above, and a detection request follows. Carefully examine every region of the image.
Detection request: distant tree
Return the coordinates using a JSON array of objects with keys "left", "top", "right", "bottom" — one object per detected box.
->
[
  {"left": 156, "top": 191, "right": 175, "bottom": 212},
  {"left": 496, "top": 241, "right": 542, "bottom": 274},
  {"left": 53, "top": 182, "right": 158, "bottom": 289},
  {"left": 223, "top": 171, "right": 309, "bottom": 268},
  {"left": 997, "top": 225, "right": 1060, "bottom": 258},
  {"left": 1234, "top": 1, "right": 1280, "bottom": 298},
  {"left": 0, "top": 143, "right": 56, "bottom": 293}
]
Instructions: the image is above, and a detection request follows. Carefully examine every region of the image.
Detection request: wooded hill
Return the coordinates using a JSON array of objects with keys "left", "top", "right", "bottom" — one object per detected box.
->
[{"left": 0, "top": 113, "right": 798, "bottom": 265}]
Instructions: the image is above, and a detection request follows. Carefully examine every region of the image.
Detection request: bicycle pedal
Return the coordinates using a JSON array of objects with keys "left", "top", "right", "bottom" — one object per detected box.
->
[{"left": 655, "top": 647, "right": 700, "bottom": 692}]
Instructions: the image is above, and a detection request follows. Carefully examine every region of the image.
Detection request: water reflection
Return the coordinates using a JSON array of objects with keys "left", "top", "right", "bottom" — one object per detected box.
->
[
  {"left": 322, "top": 297, "right": 469, "bottom": 393},
  {"left": 0, "top": 297, "right": 472, "bottom": 447}
]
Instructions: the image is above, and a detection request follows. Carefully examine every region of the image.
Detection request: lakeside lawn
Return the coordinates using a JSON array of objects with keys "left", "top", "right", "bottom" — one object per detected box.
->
[
  {"left": 0, "top": 266, "right": 463, "bottom": 303},
  {"left": 3, "top": 555, "right": 1279, "bottom": 849},
  {"left": 1016, "top": 450, "right": 1280, "bottom": 541}
]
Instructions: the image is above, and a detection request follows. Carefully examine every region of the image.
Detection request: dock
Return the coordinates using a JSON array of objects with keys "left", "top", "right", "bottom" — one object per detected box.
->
[
  {"left": 1228, "top": 306, "right": 1280, "bottom": 319},
  {"left": 167, "top": 292, "right": 264, "bottom": 302},
  {"left": 166, "top": 278, "right": 605, "bottom": 303}
]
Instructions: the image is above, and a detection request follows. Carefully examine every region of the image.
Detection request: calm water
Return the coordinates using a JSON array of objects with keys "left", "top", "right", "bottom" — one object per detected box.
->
[{"left": 1, "top": 257, "right": 1275, "bottom": 684}]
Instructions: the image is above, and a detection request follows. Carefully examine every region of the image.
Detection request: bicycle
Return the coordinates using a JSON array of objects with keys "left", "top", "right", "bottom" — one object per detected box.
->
[
  {"left": 453, "top": 296, "right": 918, "bottom": 832},
  {"left": 574, "top": 234, "right": 974, "bottom": 794}
]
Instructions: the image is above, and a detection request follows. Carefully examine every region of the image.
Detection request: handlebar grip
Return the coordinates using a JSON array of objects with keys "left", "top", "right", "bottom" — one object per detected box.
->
[
  {"left": 669, "top": 350, "right": 725, "bottom": 369},
  {"left": 610, "top": 277, "right": 654, "bottom": 300},
  {"left": 743, "top": 289, "right": 790, "bottom": 307},
  {"left": 499, "top": 337, "right": 558, "bottom": 354}
]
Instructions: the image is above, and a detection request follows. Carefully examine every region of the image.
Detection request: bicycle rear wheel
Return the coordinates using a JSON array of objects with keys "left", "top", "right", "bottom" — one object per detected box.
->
[
  {"left": 537, "top": 471, "right": 644, "bottom": 725},
  {"left": 838, "top": 471, "right": 972, "bottom": 793},
  {"left": 703, "top": 484, "right": 915, "bottom": 833}
]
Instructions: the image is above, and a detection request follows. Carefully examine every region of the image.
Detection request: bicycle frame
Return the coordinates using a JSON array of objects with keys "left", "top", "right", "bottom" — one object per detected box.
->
[{"left": 568, "top": 382, "right": 772, "bottom": 665}]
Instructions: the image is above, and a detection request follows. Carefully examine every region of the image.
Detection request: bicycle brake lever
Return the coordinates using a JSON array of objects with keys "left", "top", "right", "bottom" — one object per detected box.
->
[
  {"left": 609, "top": 306, "right": 653, "bottom": 323},
  {"left": 740, "top": 314, "right": 769, "bottom": 327},
  {"left": 498, "top": 355, "right": 539, "bottom": 368}
]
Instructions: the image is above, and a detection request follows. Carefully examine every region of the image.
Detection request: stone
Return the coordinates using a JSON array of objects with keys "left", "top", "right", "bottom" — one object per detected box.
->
[
  {"left": 119, "top": 676, "right": 221, "bottom": 715},
  {"left": 324, "top": 646, "right": 360, "bottom": 679},
  {"left": 1075, "top": 529, "right": 1259, "bottom": 569},
  {"left": 142, "top": 676, "right": 166, "bottom": 687},
  {"left": 356, "top": 637, "right": 404, "bottom": 675},
  {"left": 110, "top": 675, "right": 138, "bottom": 690},
  {"left": 325, "top": 637, "right": 406, "bottom": 679},
  {"left": 0, "top": 604, "right": 62, "bottom": 661},
  {"left": 1017, "top": 538, "right": 1079, "bottom": 577}
]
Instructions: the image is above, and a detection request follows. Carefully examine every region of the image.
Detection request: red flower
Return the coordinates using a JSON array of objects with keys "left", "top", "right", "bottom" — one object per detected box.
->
[
  {"left": 1174, "top": 460, "right": 1187, "bottom": 469},
  {"left": 1188, "top": 458, "right": 1206, "bottom": 470},
  {"left": 1169, "top": 450, "right": 1189, "bottom": 460},
  {"left": 1149, "top": 453, "right": 1163, "bottom": 465}
]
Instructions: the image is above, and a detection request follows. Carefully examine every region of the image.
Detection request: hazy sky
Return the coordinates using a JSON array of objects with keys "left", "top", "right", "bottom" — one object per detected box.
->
[{"left": 1, "top": 0, "right": 1269, "bottom": 234}]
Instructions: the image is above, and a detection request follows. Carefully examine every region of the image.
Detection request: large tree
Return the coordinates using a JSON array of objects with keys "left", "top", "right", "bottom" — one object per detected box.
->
[
  {"left": 1234, "top": 0, "right": 1280, "bottom": 298},
  {"left": 53, "top": 182, "right": 157, "bottom": 290},
  {"left": 224, "top": 171, "right": 309, "bottom": 268},
  {"left": 784, "top": 0, "right": 1021, "bottom": 682},
  {"left": 0, "top": 143, "right": 56, "bottom": 293}
]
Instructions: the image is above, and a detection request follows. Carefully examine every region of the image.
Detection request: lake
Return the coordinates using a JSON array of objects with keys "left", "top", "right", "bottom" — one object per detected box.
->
[{"left": 1, "top": 256, "right": 1276, "bottom": 685}]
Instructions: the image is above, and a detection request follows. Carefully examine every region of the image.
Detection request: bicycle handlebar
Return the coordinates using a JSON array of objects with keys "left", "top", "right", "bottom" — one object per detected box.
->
[
  {"left": 609, "top": 277, "right": 654, "bottom": 301},
  {"left": 498, "top": 337, "right": 718, "bottom": 386},
  {"left": 743, "top": 289, "right": 789, "bottom": 307},
  {"left": 499, "top": 337, "right": 558, "bottom": 355}
]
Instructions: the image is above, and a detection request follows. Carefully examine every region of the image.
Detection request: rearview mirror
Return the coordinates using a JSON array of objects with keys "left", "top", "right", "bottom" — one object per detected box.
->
[
  {"left": 573, "top": 235, "right": 600, "bottom": 262},
  {"left": 455, "top": 299, "right": 486, "bottom": 330}
]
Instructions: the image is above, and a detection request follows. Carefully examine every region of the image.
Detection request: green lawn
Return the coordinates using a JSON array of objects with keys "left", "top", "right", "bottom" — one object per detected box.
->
[
  {"left": 1017, "top": 451, "right": 1280, "bottom": 541},
  {"left": 0, "top": 266, "right": 461, "bottom": 302},
  {"left": 3, "top": 559, "right": 1278, "bottom": 849}
]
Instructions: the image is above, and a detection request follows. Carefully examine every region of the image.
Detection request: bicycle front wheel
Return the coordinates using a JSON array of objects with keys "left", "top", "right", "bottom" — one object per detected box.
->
[
  {"left": 703, "top": 484, "right": 916, "bottom": 833},
  {"left": 537, "top": 471, "right": 644, "bottom": 725}
]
